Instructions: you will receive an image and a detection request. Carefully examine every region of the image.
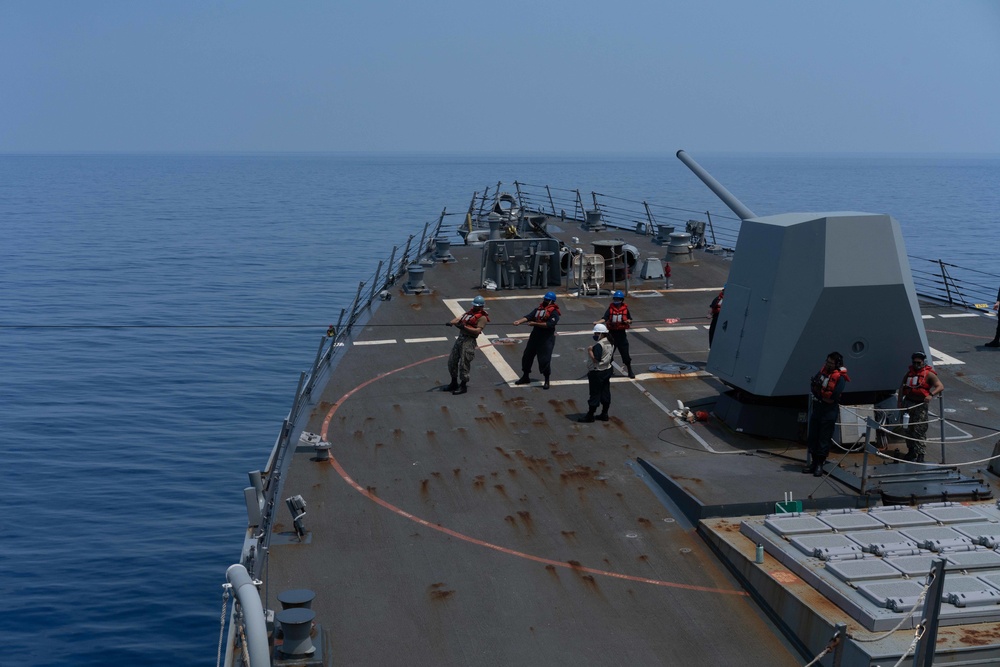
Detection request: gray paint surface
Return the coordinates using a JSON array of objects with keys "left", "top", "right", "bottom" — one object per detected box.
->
[{"left": 708, "top": 212, "right": 928, "bottom": 397}]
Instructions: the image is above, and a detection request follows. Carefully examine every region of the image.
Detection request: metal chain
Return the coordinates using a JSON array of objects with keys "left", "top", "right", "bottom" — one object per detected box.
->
[{"left": 216, "top": 584, "right": 231, "bottom": 667}]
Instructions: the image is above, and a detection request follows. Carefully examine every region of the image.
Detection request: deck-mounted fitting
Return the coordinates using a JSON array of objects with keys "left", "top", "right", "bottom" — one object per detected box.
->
[
  {"left": 654, "top": 224, "right": 674, "bottom": 245},
  {"left": 403, "top": 263, "right": 429, "bottom": 294},
  {"left": 584, "top": 209, "right": 605, "bottom": 231},
  {"left": 433, "top": 237, "right": 455, "bottom": 263},
  {"left": 276, "top": 607, "right": 316, "bottom": 658},
  {"left": 639, "top": 255, "right": 665, "bottom": 280},
  {"left": 278, "top": 588, "right": 316, "bottom": 610},
  {"left": 312, "top": 441, "right": 331, "bottom": 462},
  {"left": 285, "top": 495, "right": 308, "bottom": 541},
  {"left": 666, "top": 232, "right": 694, "bottom": 263}
]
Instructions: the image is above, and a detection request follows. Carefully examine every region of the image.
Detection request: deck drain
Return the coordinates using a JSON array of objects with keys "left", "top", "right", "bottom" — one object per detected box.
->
[
  {"left": 625, "top": 532, "right": 638, "bottom": 539},
  {"left": 663, "top": 518, "right": 675, "bottom": 523},
  {"left": 679, "top": 548, "right": 692, "bottom": 554},
  {"left": 649, "top": 363, "right": 698, "bottom": 374}
]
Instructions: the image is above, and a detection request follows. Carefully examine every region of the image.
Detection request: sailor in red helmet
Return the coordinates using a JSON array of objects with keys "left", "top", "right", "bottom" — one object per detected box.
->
[
  {"left": 897, "top": 351, "right": 944, "bottom": 462},
  {"left": 513, "top": 291, "right": 560, "bottom": 390},
  {"left": 445, "top": 295, "right": 489, "bottom": 395},
  {"left": 596, "top": 290, "right": 635, "bottom": 378},
  {"left": 805, "top": 351, "right": 849, "bottom": 476},
  {"left": 708, "top": 286, "right": 725, "bottom": 349}
]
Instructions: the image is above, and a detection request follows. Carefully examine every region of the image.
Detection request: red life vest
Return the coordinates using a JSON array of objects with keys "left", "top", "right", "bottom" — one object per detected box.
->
[
  {"left": 459, "top": 309, "right": 489, "bottom": 336},
  {"left": 607, "top": 302, "right": 630, "bottom": 330},
  {"left": 902, "top": 365, "right": 934, "bottom": 400},
  {"left": 710, "top": 290, "right": 724, "bottom": 315},
  {"left": 816, "top": 365, "right": 850, "bottom": 401},
  {"left": 533, "top": 303, "right": 559, "bottom": 322}
]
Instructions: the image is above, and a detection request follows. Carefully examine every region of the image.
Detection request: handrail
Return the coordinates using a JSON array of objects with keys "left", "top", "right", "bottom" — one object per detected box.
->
[{"left": 225, "top": 565, "right": 270, "bottom": 667}]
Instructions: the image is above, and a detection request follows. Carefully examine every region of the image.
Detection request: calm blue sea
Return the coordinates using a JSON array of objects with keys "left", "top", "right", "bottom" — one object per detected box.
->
[{"left": 1, "top": 153, "right": 997, "bottom": 665}]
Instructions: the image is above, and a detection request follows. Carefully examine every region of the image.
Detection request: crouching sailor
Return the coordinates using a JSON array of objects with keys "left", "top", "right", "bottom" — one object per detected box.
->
[
  {"left": 445, "top": 295, "right": 489, "bottom": 395},
  {"left": 805, "top": 351, "right": 849, "bottom": 476}
]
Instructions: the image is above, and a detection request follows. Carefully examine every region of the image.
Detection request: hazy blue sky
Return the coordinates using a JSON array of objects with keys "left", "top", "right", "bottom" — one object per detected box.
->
[{"left": 3, "top": 1, "right": 999, "bottom": 154}]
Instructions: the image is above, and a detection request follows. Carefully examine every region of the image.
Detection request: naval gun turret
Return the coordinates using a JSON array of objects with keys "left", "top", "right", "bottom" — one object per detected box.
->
[{"left": 676, "top": 150, "right": 928, "bottom": 439}]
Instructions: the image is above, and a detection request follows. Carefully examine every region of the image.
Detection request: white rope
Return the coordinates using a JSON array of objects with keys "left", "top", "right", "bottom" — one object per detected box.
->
[
  {"left": 836, "top": 405, "right": 1000, "bottom": 466},
  {"left": 802, "top": 646, "right": 831, "bottom": 667},
  {"left": 889, "top": 624, "right": 925, "bottom": 667},
  {"left": 855, "top": 582, "right": 930, "bottom": 642},
  {"left": 216, "top": 585, "right": 231, "bottom": 667}
]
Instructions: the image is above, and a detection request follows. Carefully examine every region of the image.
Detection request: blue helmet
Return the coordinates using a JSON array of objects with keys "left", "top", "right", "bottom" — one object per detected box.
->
[
  {"left": 472, "top": 295, "right": 486, "bottom": 307},
  {"left": 544, "top": 291, "right": 557, "bottom": 302},
  {"left": 612, "top": 290, "right": 624, "bottom": 300}
]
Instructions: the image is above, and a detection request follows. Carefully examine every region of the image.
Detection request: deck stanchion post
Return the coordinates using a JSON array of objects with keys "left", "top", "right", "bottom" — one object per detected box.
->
[
  {"left": 545, "top": 185, "right": 555, "bottom": 215},
  {"left": 642, "top": 201, "right": 654, "bottom": 237},
  {"left": 368, "top": 260, "right": 384, "bottom": 305},
  {"left": 860, "top": 420, "right": 873, "bottom": 494},
  {"left": 706, "top": 210, "right": 717, "bottom": 245},
  {"left": 938, "top": 393, "right": 946, "bottom": 464},
  {"left": 385, "top": 246, "right": 397, "bottom": 286}
]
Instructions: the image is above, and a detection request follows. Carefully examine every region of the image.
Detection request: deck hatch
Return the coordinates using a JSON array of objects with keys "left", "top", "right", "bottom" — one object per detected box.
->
[
  {"left": 762, "top": 514, "right": 830, "bottom": 536},
  {"left": 789, "top": 533, "right": 864, "bottom": 560},
  {"left": 825, "top": 558, "right": 902, "bottom": 584},
  {"left": 816, "top": 510, "right": 886, "bottom": 532},
  {"left": 866, "top": 506, "right": 938, "bottom": 528}
]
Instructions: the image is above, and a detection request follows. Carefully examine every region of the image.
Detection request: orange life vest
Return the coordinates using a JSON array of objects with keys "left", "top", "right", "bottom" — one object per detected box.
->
[
  {"left": 607, "top": 302, "right": 630, "bottom": 330},
  {"left": 533, "top": 303, "right": 559, "bottom": 322},
  {"left": 816, "top": 365, "right": 850, "bottom": 401},
  {"left": 901, "top": 365, "right": 934, "bottom": 400},
  {"left": 710, "top": 290, "right": 724, "bottom": 315},
  {"left": 459, "top": 309, "right": 489, "bottom": 336}
]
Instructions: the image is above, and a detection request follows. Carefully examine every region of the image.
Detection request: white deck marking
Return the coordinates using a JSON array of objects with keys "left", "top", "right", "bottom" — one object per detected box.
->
[
  {"left": 922, "top": 315, "right": 934, "bottom": 319},
  {"left": 655, "top": 326, "right": 700, "bottom": 332},
  {"left": 938, "top": 313, "right": 979, "bottom": 318},
  {"left": 354, "top": 339, "right": 397, "bottom": 346},
  {"left": 404, "top": 337, "right": 449, "bottom": 343},
  {"left": 929, "top": 347, "right": 965, "bottom": 366}
]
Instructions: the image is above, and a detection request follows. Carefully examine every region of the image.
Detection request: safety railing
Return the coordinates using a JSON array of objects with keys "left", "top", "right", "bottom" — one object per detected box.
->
[
  {"left": 220, "top": 212, "right": 450, "bottom": 667},
  {"left": 909, "top": 256, "right": 999, "bottom": 312},
  {"left": 510, "top": 181, "right": 997, "bottom": 312}
]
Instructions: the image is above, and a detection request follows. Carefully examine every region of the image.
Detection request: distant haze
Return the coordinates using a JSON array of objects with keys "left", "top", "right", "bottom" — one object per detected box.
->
[{"left": 3, "top": 0, "right": 999, "bottom": 154}]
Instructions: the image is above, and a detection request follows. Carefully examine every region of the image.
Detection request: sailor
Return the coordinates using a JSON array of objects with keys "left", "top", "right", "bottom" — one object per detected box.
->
[
  {"left": 579, "top": 323, "right": 614, "bottom": 422},
  {"left": 513, "top": 291, "right": 560, "bottom": 390},
  {"left": 986, "top": 286, "right": 1000, "bottom": 348},
  {"left": 597, "top": 290, "right": 635, "bottom": 378},
  {"left": 445, "top": 295, "right": 489, "bottom": 395},
  {"left": 897, "top": 351, "right": 944, "bottom": 462},
  {"left": 708, "top": 287, "right": 725, "bottom": 348},
  {"left": 805, "top": 351, "right": 849, "bottom": 476}
]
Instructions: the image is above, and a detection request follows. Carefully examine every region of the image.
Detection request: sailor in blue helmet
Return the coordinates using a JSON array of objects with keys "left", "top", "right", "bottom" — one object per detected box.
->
[
  {"left": 445, "top": 295, "right": 489, "bottom": 395},
  {"left": 513, "top": 291, "right": 561, "bottom": 389},
  {"left": 596, "top": 289, "right": 635, "bottom": 378}
]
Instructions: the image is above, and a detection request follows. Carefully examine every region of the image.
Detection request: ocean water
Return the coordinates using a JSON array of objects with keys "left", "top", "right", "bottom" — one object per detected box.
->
[{"left": 1, "top": 153, "right": 997, "bottom": 665}]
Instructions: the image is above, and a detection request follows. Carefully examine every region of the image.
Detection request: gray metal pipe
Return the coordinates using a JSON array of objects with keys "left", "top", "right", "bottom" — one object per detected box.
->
[
  {"left": 226, "top": 564, "right": 271, "bottom": 667},
  {"left": 675, "top": 150, "right": 757, "bottom": 221}
]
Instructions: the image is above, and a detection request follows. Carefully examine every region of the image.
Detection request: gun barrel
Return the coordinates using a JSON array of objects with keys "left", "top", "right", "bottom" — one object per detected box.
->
[{"left": 676, "top": 150, "right": 757, "bottom": 221}]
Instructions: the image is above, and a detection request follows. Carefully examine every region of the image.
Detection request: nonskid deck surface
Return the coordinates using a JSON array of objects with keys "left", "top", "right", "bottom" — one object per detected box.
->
[
  {"left": 264, "top": 219, "right": 1000, "bottom": 665},
  {"left": 265, "top": 229, "right": 801, "bottom": 665}
]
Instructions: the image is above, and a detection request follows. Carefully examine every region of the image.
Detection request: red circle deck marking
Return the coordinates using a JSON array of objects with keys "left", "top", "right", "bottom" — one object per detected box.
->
[{"left": 320, "top": 353, "right": 746, "bottom": 596}]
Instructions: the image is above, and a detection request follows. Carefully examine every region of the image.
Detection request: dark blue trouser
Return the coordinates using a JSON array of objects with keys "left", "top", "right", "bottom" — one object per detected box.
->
[
  {"left": 587, "top": 368, "right": 613, "bottom": 411},
  {"left": 521, "top": 332, "right": 555, "bottom": 377}
]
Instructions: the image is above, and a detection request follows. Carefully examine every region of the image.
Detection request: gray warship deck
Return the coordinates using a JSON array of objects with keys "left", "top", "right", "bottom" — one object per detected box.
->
[{"left": 261, "top": 214, "right": 1000, "bottom": 666}]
